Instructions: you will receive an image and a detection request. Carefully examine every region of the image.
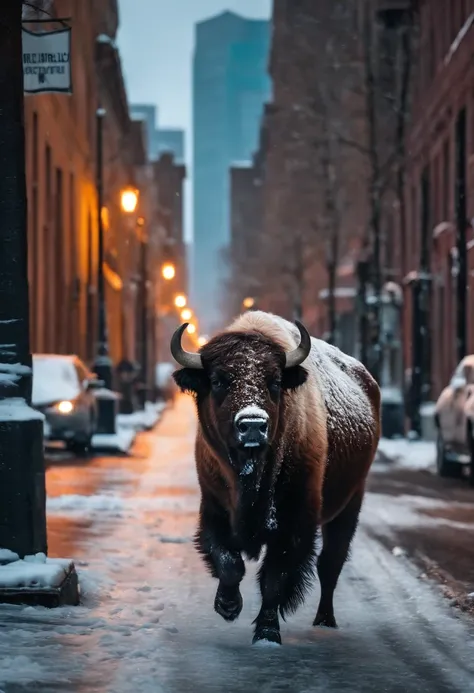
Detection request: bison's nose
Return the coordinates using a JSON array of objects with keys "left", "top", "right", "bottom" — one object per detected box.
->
[{"left": 235, "top": 417, "right": 269, "bottom": 448}]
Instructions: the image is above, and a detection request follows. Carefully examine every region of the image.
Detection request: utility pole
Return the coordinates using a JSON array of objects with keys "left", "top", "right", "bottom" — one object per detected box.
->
[
  {"left": 0, "top": 0, "right": 47, "bottom": 558},
  {"left": 93, "top": 107, "right": 113, "bottom": 389}
]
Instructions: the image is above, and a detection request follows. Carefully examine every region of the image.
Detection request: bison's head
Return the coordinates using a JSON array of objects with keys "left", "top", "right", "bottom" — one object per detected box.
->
[{"left": 171, "top": 321, "right": 310, "bottom": 477}]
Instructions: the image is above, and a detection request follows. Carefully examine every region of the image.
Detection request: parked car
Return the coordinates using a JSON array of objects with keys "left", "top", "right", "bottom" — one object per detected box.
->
[
  {"left": 32, "top": 354, "right": 103, "bottom": 454},
  {"left": 434, "top": 355, "right": 474, "bottom": 479},
  {"left": 155, "top": 362, "right": 177, "bottom": 406}
]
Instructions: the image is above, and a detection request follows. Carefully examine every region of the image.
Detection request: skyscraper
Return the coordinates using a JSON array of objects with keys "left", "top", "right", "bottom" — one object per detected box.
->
[
  {"left": 130, "top": 104, "right": 184, "bottom": 163},
  {"left": 192, "top": 11, "right": 271, "bottom": 332}
]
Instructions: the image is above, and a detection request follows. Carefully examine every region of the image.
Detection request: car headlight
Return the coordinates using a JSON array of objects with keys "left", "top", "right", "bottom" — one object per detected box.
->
[{"left": 56, "top": 400, "right": 74, "bottom": 414}]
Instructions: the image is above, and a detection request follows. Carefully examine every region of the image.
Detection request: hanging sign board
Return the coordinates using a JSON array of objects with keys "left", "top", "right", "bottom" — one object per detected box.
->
[{"left": 22, "top": 27, "right": 72, "bottom": 94}]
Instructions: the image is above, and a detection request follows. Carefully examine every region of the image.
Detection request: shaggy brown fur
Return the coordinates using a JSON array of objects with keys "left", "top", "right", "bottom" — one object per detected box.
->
[{"left": 173, "top": 311, "right": 380, "bottom": 646}]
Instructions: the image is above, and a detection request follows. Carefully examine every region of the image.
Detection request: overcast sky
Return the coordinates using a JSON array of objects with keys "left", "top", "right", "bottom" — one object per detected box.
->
[
  {"left": 116, "top": 0, "right": 272, "bottom": 240},
  {"left": 117, "top": 0, "right": 271, "bottom": 144}
]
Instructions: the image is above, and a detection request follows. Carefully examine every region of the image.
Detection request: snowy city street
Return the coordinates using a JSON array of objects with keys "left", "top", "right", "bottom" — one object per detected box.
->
[
  {"left": 0, "top": 396, "right": 473, "bottom": 692},
  {"left": 3, "top": 1, "right": 474, "bottom": 691}
]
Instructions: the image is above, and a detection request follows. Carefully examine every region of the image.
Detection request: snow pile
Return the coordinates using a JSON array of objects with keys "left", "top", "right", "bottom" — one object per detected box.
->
[
  {"left": 47, "top": 490, "right": 199, "bottom": 518},
  {"left": 92, "top": 427, "right": 136, "bottom": 453},
  {"left": 375, "top": 438, "right": 436, "bottom": 471},
  {"left": 0, "top": 549, "right": 20, "bottom": 565},
  {"left": 0, "top": 397, "right": 44, "bottom": 422},
  {"left": 47, "top": 494, "right": 124, "bottom": 514},
  {"left": 0, "top": 655, "right": 47, "bottom": 687},
  {"left": 0, "top": 553, "right": 74, "bottom": 590},
  {"left": 0, "top": 362, "right": 31, "bottom": 387},
  {"left": 117, "top": 401, "right": 164, "bottom": 432}
]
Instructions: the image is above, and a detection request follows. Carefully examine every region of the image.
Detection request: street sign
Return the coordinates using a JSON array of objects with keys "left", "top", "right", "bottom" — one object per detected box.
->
[{"left": 22, "top": 27, "right": 72, "bottom": 94}]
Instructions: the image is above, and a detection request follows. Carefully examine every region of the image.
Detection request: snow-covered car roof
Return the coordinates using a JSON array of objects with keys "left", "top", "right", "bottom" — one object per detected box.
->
[
  {"left": 33, "top": 353, "right": 78, "bottom": 362},
  {"left": 32, "top": 354, "right": 82, "bottom": 406}
]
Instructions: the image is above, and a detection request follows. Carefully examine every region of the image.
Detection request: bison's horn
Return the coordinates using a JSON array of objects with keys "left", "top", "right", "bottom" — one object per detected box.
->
[
  {"left": 170, "top": 323, "right": 204, "bottom": 369},
  {"left": 285, "top": 320, "right": 311, "bottom": 369}
]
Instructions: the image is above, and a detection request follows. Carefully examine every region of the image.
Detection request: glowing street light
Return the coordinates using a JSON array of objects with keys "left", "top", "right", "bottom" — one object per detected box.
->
[
  {"left": 187, "top": 324, "right": 196, "bottom": 335},
  {"left": 162, "top": 263, "right": 176, "bottom": 280},
  {"left": 243, "top": 296, "right": 255, "bottom": 309},
  {"left": 197, "top": 335, "right": 207, "bottom": 347},
  {"left": 174, "top": 294, "right": 187, "bottom": 309},
  {"left": 120, "top": 187, "right": 139, "bottom": 214},
  {"left": 181, "top": 308, "right": 192, "bottom": 321}
]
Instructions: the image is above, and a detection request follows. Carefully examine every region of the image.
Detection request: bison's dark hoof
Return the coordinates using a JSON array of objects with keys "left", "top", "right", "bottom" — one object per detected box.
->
[
  {"left": 252, "top": 627, "right": 282, "bottom": 646},
  {"left": 313, "top": 612, "right": 338, "bottom": 628},
  {"left": 214, "top": 587, "right": 243, "bottom": 622}
]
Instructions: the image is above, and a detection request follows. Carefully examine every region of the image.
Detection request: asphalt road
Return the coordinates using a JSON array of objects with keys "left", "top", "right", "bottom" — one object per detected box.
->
[{"left": 1, "top": 396, "right": 473, "bottom": 693}]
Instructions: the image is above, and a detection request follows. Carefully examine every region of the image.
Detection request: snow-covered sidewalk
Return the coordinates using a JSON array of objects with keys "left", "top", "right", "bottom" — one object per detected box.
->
[
  {"left": 1, "top": 397, "right": 474, "bottom": 692},
  {"left": 0, "top": 397, "right": 200, "bottom": 691},
  {"left": 117, "top": 401, "right": 166, "bottom": 432},
  {"left": 375, "top": 437, "right": 436, "bottom": 472}
]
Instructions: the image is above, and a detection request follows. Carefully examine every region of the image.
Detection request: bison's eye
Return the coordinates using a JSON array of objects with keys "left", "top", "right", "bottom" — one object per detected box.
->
[
  {"left": 210, "top": 374, "right": 229, "bottom": 394},
  {"left": 268, "top": 379, "right": 281, "bottom": 397}
]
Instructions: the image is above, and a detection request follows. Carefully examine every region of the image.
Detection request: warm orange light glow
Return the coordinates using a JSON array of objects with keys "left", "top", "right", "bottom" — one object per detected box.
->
[
  {"left": 174, "top": 294, "right": 187, "bottom": 309},
  {"left": 181, "top": 308, "right": 192, "bottom": 321},
  {"left": 101, "top": 206, "right": 109, "bottom": 230},
  {"left": 243, "top": 296, "right": 255, "bottom": 309},
  {"left": 120, "top": 188, "right": 139, "bottom": 213},
  {"left": 187, "top": 324, "right": 196, "bottom": 334},
  {"left": 197, "top": 336, "right": 207, "bottom": 347},
  {"left": 162, "top": 263, "right": 176, "bottom": 280}
]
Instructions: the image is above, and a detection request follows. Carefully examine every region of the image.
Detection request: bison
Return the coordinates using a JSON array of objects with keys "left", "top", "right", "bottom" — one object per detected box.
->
[{"left": 171, "top": 311, "right": 380, "bottom": 646}]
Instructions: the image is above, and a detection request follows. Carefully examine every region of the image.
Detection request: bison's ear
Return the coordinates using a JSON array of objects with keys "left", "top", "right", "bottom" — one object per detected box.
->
[
  {"left": 282, "top": 365, "right": 308, "bottom": 391},
  {"left": 173, "top": 368, "right": 209, "bottom": 396}
]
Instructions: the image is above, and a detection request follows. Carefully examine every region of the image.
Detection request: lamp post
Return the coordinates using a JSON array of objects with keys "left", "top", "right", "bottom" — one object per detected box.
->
[
  {"left": 92, "top": 106, "right": 113, "bottom": 390},
  {"left": 137, "top": 216, "right": 148, "bottom": 409}
]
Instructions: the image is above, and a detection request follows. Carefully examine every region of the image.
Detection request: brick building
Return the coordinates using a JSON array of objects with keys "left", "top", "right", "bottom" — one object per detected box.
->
[
  {"left": 22, "top": 0, "right": 187, "bottom": 382},
  {"left": 95, "top": 16, "right": 145, "bottom": 367},
  {"left": 227, "top": 103, "right": 270, "bottom": 320},
  {"left": 23, "top": 0, "right": 101, "bottom": 359},
  {"left": 254, "top": 0, "right": 369, "bottom": 341},
  {"left": 152, "top": 153, "right": 188, "bottom": 361},
  {"left": 402, "top": 1, "right": 474, "bottom": 400}
]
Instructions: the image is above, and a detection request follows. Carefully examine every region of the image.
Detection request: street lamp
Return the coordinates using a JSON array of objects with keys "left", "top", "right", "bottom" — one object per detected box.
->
[
  {"left": 197, "top": 335, "right": 208, "bottom": 347},
  {"left": 243, "top": 296, "right": 255, "bottom": 309},
  {"left": 181, "top": 308, "right": 192, "bottom": 321},
  {"left": 120, "top": 187, "right": 139, "bottom": 214},
  {"left": 187, "top": 324, "right": 196, "bottom": 335},
  {"left": 162, "top": 262, "right": 175, "bottom": 281},
  {"left": 174, "top": 294, "right": 187, "bottom": 309}
]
